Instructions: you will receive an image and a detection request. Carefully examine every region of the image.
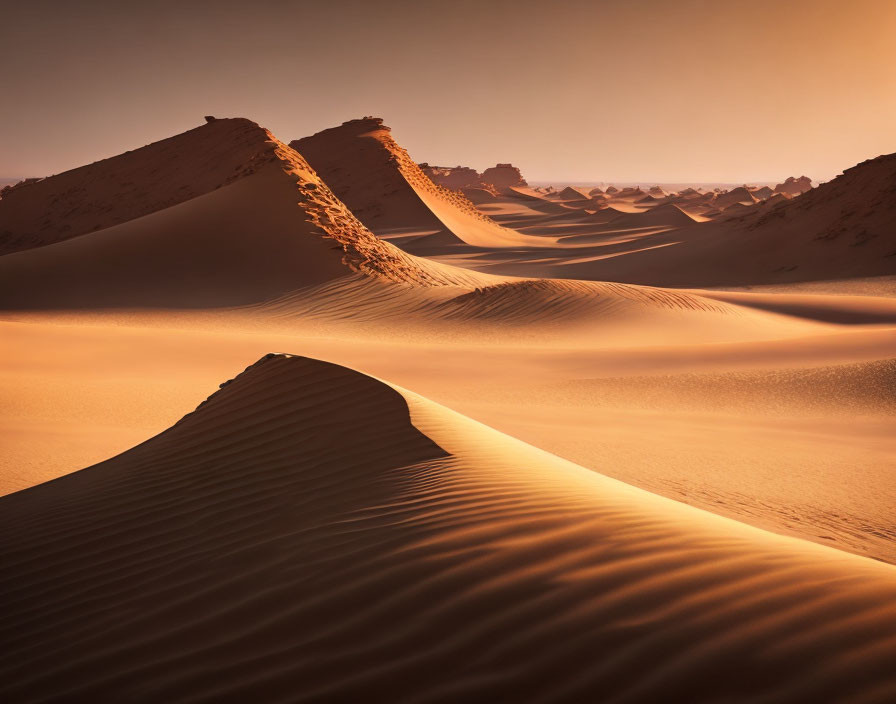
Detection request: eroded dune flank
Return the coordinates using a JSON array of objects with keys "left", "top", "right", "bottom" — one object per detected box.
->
[
  {"left": 1, "top": 354, "right": 895, "bottom": 703},
  {"left": 291, "top": 117, "right": 544, "bottom": 248}
]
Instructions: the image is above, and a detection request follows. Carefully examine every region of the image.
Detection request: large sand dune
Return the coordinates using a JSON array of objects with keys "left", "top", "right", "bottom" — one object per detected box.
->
[
  {"left": 0, "top": 118, "right": 488, "bottom": 309},
  {"left": 0, "top": 118, "right": 292, "bottom": 255},
  {"left": 1, "top": 353, "right": 895, "bottom": 703},
  {"left": 0, "top": 119, "right": 797, "bottom": 342},
  {"left": 292, "top": 118, "right": 545, "bottom": 249}
]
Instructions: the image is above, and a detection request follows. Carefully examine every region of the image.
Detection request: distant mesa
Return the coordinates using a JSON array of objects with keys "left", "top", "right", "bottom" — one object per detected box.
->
[
  {"left": 420, "top": 162, "right": 528, "bottom": 193},
  {"left": 774, "top": 175, "right": 813, "bottom": 196},
  {"left": 419, "top": 163, "right": 482, "bottom": 191},
  {"left": 480, "top": 163, "right": 528, "bottom": 190}
]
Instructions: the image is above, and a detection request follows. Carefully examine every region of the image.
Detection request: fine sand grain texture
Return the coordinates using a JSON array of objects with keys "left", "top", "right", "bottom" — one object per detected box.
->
[{"left": 1, "top": 354, "right": 895, "bottom": 703}]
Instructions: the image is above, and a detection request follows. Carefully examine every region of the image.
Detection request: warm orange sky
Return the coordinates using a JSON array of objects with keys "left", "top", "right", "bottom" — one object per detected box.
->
[{"left": 2, "top": 0, "right": 894, "bottom": 182}]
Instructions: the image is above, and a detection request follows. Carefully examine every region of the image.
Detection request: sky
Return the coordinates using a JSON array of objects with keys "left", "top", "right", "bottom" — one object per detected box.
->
[{"left": 2, "top": 0, "right": 895, "bottom": 183}]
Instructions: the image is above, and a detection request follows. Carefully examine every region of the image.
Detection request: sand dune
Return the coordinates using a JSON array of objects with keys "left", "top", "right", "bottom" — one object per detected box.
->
[
  {"left": 711, "top": 186, "right": 758, "bottom": 210},
  {"left": 439, "top": 151, "right": 896, "bottom": 288},
  {"left": 0, "top": 118, "right": 293, "bottom": 255},
  {"left": 603, "top": 202, "right": 706, "bottom": 228},
  {"left": 291, "top": 118, "right": 544, "bottom": 249},
  {"left": 1, "top": 118, "right": 799, "bottom": 341},
  {"left": 0, "top": 119, "right": 489, "bottom": 309},
  {"left": 1, "top": 353, "right": 895, "bottom": 703}
]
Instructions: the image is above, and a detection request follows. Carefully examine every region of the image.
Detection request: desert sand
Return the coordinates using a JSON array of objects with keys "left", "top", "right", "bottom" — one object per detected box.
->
[
  {"left": 1, "top": 115, "right": 895, "bottom": 701},
  {"left": 2, "top": 353, "right": 896, "bottom": 703}
]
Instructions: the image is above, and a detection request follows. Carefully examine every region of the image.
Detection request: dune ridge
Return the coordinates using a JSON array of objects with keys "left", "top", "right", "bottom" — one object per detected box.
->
[
  {"left": 0, "top": 118, "right": 282, "bottom": 255},
  {"left": 1, "top": 354, "right": 895, "bottom": 703},
  {"left": 0, "top": 118, "right": 494, "bottom": 309},
  {"left": 292, "top": 118, "right": 545, "bottom": 248}
]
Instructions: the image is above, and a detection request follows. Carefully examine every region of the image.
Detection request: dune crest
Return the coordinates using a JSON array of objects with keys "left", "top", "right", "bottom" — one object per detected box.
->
[
  {"left": 291, "top": 117, "right": 545, "bottom": 248},
  {"left": 1, "top": 353, "right": 895, "bottom": 703},
  {"left": 0, "top": 118, "right": 489, "bottom": 309}
]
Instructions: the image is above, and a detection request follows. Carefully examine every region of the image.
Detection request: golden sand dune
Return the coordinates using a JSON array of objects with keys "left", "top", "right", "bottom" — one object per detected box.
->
[
  {"left": 0, "top": 118, "right": 289, "bottom": 255},
  {"left": 601, "top": 202, "right": 707, "bottom": 228},
  {"left": 292, "top": 118, "right": 546, "bottom": 249},
  {"left": 0, "top": 118, "right": 796, "bottom": 340},
  {"left": 0, "top": 119, "right": 489, "bottom": 309},
  {"left": 1, "top": 353, "right": 895, "bottom": 703}
]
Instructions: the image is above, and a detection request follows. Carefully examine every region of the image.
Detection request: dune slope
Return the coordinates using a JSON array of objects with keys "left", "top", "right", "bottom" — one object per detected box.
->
[
  {"left": 1, "top": 354, "right": 895, "bottom": 703},
  {"left": 0, "top": 118, "right": 286, "bottom": 255},
  {"left": 0, "top": 119, "right": 482, "bottom": 309},
  {"left": 291, "top": 118, "right": 544, "bottom": 249}
]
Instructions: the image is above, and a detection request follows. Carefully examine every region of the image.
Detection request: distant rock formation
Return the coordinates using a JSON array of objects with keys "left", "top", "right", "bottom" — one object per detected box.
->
[
  {"left": 480, "top": 163, "right": 528, "bottom": 190},
  {"left": 774, "top": 175, "right": 813, "bottom": 196},
  {"left": 419, "top": 164, "right": 482, "bottom": 191},
  {"left": 419, "top": 162, "right": 527, "bottom": 193}
]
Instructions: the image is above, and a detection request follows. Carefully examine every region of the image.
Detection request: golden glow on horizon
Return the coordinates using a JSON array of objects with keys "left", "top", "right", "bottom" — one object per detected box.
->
[{"left": 2, "top": 0, "right": 895, "bottom": 182}]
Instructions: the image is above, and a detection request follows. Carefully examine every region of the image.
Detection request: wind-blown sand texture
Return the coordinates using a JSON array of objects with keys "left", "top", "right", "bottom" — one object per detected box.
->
[{"left": 1, "top": 354, "right": 895, "bottom": 703}]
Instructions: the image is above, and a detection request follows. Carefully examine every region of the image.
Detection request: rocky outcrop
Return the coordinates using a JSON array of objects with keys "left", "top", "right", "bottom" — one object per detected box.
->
[
  {"left": 419, "top": 164, "right": 482, "bottom": 191},
  {"left": 774, "top": 175, "right": 813, "bottom": 196},
  {"left": 480, "top": 163, "right": 528, "bottom": 190}
]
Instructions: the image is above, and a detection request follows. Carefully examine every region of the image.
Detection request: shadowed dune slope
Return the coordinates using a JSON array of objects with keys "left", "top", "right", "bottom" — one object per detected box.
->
[
  {"left": 606, "top": 202, "right": 706, "bottom": 228},
  {"left": 552, "top": 152, "right": 896, "bottom": 287},
  {"left": 1, "top": 354, "right": 895, "bottom": 703},
  {"left": 291, "top": 118, "right": 544, "bottom": 248},
  {"left": 0, "top": 120, "right": 484, "bottom": 309},
  {"left": 0, "top": 118, "right": 287, "bottom": 255}
]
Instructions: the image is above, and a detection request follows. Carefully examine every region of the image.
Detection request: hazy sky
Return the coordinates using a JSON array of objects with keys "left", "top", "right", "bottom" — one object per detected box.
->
[{"left": 2, "top": 0, "right": 895, "bottom": 182}]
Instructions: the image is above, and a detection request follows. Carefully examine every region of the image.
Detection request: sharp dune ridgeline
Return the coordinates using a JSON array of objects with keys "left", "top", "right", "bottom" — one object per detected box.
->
[
  {"left": 2, "top": 354, "right": 895, "bottom": 703},
  {"left": 291, "top": 117, "right": 546, "bottom": 249}
]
